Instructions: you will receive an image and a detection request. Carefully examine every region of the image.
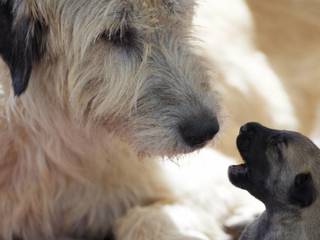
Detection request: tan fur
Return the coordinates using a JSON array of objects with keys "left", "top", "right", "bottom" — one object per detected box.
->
[
  {"left": 240, "top": 126, "right": 320, "bottom": 240},
  {"left": 283, "top": 131, "right": 320, "bottom": 240},
  {"left": 0, "top": 1, "right": 223, "bottom": 239},
  {"left": 234, "top": 125, "right": 320, "bottom": 240}
]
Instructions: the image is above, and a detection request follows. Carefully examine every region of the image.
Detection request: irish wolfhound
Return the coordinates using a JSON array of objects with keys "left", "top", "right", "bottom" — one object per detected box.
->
[
  {"left": 229, "top": 122, "right": 320, "bottom": 240},
  {"left": 0, "top": 0, "right": 221, "bottom": 240}
]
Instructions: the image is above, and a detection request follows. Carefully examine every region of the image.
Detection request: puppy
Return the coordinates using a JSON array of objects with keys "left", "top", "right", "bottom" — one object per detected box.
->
[{"left": 228, "top": 122, "right": 320, "bottom": 240}]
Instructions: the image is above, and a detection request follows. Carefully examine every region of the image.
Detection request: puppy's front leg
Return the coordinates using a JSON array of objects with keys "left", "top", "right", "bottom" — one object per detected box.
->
[{"left": 114, "top": 204, "right": 222, "bottom": 240}]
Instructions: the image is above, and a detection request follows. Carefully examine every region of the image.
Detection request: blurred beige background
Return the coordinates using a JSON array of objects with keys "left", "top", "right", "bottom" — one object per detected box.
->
[{"left": 194, "top": 0, "right": 320, "bottom": 159}]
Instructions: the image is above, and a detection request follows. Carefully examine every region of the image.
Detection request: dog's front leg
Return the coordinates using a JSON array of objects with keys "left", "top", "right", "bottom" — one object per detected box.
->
[{"left": 114, "top": 204, "right": 228, "bottom": 240}]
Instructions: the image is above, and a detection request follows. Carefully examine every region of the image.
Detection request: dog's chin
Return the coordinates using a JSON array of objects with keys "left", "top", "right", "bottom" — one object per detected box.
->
[
  {"left": 228, "top": 164, "right": 250, "bottom": 190},
  {"left": 135, "top": 141, "right": 205, "bottom": 158}
]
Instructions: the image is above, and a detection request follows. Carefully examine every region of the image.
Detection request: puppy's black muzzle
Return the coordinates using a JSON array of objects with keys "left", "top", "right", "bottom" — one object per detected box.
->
[
  {"left": 236, "top": 122, "right": 270, "bottom": 165},
  {"left": 229, "top": 122, "right": 274, "bottom": 192}
]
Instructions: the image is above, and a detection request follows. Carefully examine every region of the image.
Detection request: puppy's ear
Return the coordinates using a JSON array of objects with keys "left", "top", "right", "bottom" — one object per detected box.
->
[
  {"left": 289, "top": 173, "right": 317, "bottom": 208},
  {"left": 0, "top": 1, "right": 47, "bottom": 96}
]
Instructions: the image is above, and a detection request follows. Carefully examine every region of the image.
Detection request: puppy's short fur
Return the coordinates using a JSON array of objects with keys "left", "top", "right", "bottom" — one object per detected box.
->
[{"left": 229, "top": 122, "right": 320, "bottom": 240}]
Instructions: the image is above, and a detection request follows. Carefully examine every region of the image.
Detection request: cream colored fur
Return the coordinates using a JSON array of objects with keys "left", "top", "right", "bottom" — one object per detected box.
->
[{"left": 0, "top": 0, "right": 230, "bottom": 240}]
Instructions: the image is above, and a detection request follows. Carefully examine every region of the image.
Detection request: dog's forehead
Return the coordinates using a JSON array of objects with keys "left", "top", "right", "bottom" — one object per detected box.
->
[
  {"left": 58, "top": 0, "right": 192, "bottom": 21},
  {"left": 289, "top": 132, "right": 316, "bottom": 152},
  {"left": 117, "top": 0, "right": 195, "bottom": 25},
  {"left": 284, "top": 132, "right": 320, "bottom": 170},
  {"left": 41, "top": 0, "right": 195, "bottom": 38},
  {"left": 133, "top": 0, "right": 189, "bottom": 8}
]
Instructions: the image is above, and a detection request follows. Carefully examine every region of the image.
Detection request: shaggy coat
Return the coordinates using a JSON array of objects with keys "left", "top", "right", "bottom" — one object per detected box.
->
[{"left": 0, "top": 0, "right": 221, "bottom": 240}]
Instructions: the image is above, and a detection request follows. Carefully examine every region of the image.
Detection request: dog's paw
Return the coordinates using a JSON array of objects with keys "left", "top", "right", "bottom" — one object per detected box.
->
[
  {"left": 223, "top": 201, "right": 263, "bottom": 239},
  {"left": 225, "top": 203, "right": 263, "bottom": 228},
  {"left": 178, "top": 230, "right": 210, "bottom": 240},
  {"left": 178, "top": 237, "right": 208, "bottom": 240}
]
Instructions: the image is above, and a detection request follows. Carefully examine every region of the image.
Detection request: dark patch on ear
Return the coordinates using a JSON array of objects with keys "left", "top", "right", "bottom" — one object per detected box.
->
[
  {"left": 10, "top": 17, "right": 47, "bottom": 95},
  {"left": 0, "top": 1, "right": 47, "bottom": 96},
  {"left": 289, "top": 173, "right": 317, "bottom": 208},
  {"left": 0, "top": 1, "right": 14, "bottom": 62},
  {"left": 104, "top": 229, "right": 116, "bottom": 240}
]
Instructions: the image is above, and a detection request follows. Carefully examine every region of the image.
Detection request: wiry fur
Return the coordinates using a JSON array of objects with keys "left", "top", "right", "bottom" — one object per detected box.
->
[{"left": 0, "top": 0, "right": 221, "bottom": 240}]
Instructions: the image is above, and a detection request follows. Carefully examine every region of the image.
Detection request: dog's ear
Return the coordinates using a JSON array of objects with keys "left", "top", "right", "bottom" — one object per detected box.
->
[
  {"left": 289, "top": 173, "right": 317, "bottom": 208},
  {"left": 0, "top": 1, "right": 47, "bottom": 96},
  {"left": 0, "top": 1, "right": 14, "bottom": 65}
]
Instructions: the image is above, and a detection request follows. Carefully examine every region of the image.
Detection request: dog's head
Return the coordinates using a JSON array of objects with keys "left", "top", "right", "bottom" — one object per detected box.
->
[
  {"left": 0, "top": 0, "right": 219, "bottom": 156},
  {"left": 229, "top": 122, "right": 319, "bottom": 209}
]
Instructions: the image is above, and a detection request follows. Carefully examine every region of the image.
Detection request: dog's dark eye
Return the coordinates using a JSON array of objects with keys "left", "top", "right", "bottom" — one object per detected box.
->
[
  {"left": 102, "top": 27, "right": 136, "bottom": 48},
  {"left": 269, "top": 134, "right": 288, "bottom": 147}
]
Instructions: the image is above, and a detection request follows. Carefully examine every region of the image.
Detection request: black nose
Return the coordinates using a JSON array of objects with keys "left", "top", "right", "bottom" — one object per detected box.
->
[
  {"left": 240, "top": 122, "right": 264, "bottom": 135},
  {"left": 179, "top": 116, "right": 219, "bottom": 147}
]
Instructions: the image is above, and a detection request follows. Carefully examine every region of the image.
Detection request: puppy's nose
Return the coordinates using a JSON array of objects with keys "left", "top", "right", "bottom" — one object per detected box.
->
[
  {"left": 179, "top": 116, "right": 219, "bottom": 147},
  {"left": 240, "top": 122, "right": 263, "bottom": 134}
]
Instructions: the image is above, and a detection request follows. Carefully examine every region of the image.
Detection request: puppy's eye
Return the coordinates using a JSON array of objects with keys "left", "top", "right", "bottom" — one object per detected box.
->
[
  {"left": 269, "top": 134, "right": 288, "bottom": 147},
  {"left": 268, "top": 134, "right": 288, "bottom": 159},
  {"left": 102, "top": 27, "right": 136, "bottom": 48}
]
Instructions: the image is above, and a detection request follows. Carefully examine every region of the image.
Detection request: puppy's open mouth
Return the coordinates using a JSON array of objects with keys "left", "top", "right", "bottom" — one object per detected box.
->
[
  {"left": 228, "top": 126, "right": 253, "bottom": 189},
  {"left": 229, "top": 122, "right": 273, "bottom": 193}
]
